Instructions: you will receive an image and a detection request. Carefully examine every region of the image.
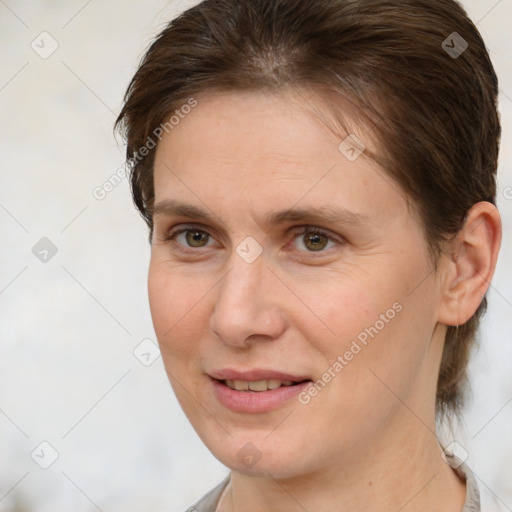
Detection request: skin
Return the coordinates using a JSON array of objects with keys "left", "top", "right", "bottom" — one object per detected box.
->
[{"left": 148, "top": 88, "right": 501, "bottom": 512}]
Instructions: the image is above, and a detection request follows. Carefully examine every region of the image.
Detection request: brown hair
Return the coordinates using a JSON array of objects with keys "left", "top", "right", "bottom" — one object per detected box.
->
[{"left": 115, "top": 0, "right": 500, "bottom": 416}]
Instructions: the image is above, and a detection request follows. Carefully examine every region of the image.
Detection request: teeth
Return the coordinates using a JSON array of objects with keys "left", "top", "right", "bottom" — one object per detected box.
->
[
  {"left": 248, "top": 380, "right": 268, "bottom": 391},
  {"left": 267, "top": 379, "right": 282, "bottom": 390},
  {"left": 224, "top": 379, "right": 298, "bottom": 392},
  {"left": 230, "top": 380, "right": 249, "bottom": 391}
]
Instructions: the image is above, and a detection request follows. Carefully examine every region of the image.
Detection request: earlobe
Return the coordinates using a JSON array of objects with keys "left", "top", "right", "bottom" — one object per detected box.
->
[{"left": 437, "top": 201, "right": 502, "bottom": 326}]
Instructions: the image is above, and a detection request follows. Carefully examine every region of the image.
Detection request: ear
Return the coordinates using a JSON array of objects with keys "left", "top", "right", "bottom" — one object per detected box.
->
[{"left": 437, "top": 201, "right": 502, "bottom": 326}]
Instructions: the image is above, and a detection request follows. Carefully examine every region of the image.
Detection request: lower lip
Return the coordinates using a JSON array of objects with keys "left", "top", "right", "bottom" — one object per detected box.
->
[{"left": 210, "top": 377, "right": 312, "bottom": 413}]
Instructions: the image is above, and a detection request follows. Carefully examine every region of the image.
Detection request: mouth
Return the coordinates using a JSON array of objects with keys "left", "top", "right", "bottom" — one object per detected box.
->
[
  {"left": 208, "top": 372, "right": 313, "bottom": 413},
  {"left": 220, "top": 378, "right": 311, "bottom": 392}
]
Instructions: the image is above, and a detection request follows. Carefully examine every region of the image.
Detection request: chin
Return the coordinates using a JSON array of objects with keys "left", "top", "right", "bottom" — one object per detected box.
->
[{"left": 203, "top": 430, "right": 310, "bottom": 479}]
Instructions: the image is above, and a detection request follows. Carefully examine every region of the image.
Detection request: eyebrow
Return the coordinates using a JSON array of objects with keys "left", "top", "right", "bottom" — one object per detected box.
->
[{"left": 151, "top": 199, "right": 368, "bottom": 227}]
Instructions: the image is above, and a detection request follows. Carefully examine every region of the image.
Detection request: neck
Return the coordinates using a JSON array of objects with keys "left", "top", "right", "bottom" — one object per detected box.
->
[{"left": 218, "top": 413, "right": 466, "bottom": 512}]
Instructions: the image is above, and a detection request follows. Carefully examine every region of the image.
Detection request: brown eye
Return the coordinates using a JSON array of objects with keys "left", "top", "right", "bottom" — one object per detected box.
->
[
  {"left": 303, "top": 232, "right": 329, "bottom": 251},
  {"left": 184, "top": 230, "right": 210, "bottom": 247},
  {"left": 164, "top": 227, "right": 214, "bottom": 250},
  {"left": 293, "top": 228, "right": 337, "bottom": 253}
]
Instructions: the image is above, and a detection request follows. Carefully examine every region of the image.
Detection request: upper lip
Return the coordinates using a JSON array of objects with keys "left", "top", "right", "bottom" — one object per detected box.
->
[{"left": 209, "top": 368, "right": 311, "bottom": 382}]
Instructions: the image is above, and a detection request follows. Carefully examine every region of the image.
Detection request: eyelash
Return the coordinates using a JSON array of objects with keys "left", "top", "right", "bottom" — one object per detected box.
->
[{"left": 161, "top": 224, "right": 341, "bottom": 254}]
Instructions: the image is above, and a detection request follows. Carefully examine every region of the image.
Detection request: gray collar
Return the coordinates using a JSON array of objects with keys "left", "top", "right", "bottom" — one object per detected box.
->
[{"left": 189, "top": 456, "right": 480, "bottom": 511}]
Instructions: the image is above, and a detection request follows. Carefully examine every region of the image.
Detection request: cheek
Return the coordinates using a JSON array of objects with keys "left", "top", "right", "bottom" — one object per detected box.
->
[
  {"left": 148, "top": 263, "right": 212, "bottom": 418},
  {"left": 315, "top": 279, "right": 437, "bottom": 417},
  {"left": 288, "top": 267, "right": 403, "bottom": 354},
  {"left": 147, "top": 263, "right": 208, "bottom": 361},
  {"left": 148, "top": 265, "right": 175, "bottom": 341},
  {"left": 293, "top": 259, "right": 435, "bottom": 391}
]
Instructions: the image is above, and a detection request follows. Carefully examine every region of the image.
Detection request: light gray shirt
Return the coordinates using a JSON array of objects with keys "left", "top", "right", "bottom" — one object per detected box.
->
[{"left": 185, "top": 454, "right": 479, "bottom": 511}]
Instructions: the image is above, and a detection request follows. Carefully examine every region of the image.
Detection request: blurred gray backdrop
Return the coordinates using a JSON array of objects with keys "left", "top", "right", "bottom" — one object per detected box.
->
[{"left": 1, "top": 1, "right": 511, "bottom": 511}]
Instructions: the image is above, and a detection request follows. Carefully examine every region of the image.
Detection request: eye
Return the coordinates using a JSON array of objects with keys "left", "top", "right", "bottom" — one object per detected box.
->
[
  {"left": 291, "top": 227, "right": 338, "bottom": 252},
  {"left": 164, "top": 226, "right": 215, "bottom": 250},
  {"left": 161, "top": 225, "right": 341, "bottom": 254}
]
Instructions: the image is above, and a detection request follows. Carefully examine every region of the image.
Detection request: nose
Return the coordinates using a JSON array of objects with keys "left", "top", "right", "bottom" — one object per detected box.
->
[{"left": 209, "top": 252, "right": 287, "bottom": 348}]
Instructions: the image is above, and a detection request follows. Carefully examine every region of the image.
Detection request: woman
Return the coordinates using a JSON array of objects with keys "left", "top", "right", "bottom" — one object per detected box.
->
[{"left": 115, "top": 0, "right": 502, "bottom": 510}]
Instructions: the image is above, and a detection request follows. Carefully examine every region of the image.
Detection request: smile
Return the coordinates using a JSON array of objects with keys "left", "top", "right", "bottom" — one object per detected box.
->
[
  {"left": 211, "top": 377, "right": 312, "bottom": 413},
  {"left": 223, "top": 379, "right": 305, "bottom": 391}
]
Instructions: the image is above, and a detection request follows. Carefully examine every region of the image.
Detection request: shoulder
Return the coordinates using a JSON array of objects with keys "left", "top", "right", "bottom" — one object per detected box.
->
[
  {"left": 185, "top": 473, "right": 231, "bottom": 512},
  {"left": 445, "top": 452, "right": 480, "bottom": 512}
]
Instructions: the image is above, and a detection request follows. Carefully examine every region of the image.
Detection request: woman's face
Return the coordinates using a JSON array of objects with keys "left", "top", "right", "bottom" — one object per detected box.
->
[{"left": 149, "top": 89, "right": 447, "bottom": 478}]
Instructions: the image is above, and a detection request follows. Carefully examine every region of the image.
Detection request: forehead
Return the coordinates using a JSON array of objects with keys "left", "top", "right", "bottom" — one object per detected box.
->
[
  {"left": 152, "top": 88, "right": 410, "bottom": 225},
  {"left": 156, "top": 87, "right": 371, "bottom": 162}
]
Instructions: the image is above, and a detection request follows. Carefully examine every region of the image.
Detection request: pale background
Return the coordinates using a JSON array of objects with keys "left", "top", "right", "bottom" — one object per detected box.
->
[{"left": 0, "top": 1, "right": 510, "bottom": 511}]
